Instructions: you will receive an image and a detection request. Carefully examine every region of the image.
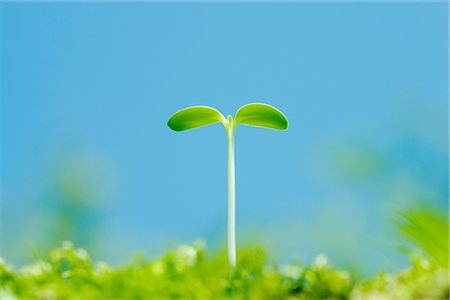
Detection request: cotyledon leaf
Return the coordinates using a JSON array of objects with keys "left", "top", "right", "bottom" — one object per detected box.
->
[
  {"left": 234, "top": 103, "right": 288, "bottom": 130},
  {"left": 167, "top": 106, "right": 227, "bottom": 132}
]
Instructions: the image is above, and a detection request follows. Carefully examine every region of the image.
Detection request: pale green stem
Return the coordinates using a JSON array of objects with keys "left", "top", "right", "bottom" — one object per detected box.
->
[{"left": 227, "top": 115, "right": 236, "bottom": 267}]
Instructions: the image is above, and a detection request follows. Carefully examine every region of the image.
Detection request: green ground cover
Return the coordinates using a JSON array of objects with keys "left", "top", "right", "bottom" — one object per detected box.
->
[{"left": 0, "top": 240, "right": 448, "bottom": 300}]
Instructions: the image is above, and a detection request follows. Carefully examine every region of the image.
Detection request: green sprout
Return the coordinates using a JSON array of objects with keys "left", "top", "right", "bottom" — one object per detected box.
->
[{"left": 168, "top": 103, "right": 288, "bottom": 267}]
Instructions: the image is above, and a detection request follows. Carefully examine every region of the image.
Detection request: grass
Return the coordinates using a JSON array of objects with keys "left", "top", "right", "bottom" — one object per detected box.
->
[
  {"left": 395, "top": 207, "right": 448, "bottom": 268},
  {"left": 0, "top": 241, "right": 448, "bottom": 300}
]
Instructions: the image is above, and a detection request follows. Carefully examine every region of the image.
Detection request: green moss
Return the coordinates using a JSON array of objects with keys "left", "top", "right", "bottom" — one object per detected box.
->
[{"left": 0, "top": 242, "right": 447, "bottom": 299}]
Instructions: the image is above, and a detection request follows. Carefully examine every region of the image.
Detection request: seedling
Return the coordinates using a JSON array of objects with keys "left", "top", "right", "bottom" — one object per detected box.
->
[{"left": 168, "top": 103, "right": 288, "bottom": 267}]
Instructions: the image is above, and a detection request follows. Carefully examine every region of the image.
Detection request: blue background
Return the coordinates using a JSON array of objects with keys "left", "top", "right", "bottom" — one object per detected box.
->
[{"left": 1, "top": 3, "right": 448, "bottom": 276}]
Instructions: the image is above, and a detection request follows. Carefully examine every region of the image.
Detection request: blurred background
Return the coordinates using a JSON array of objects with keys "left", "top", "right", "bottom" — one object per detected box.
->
[{"left": 1, "top": 3, "right": 448, "bottom": 277}]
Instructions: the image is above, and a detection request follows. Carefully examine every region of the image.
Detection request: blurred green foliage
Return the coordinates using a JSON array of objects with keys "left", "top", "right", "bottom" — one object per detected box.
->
[
  {"left": 351, "top": 253, "right": 448, "bottom": 300},
  {"left": 395, "top": 207, "right": 448, "bottom": 269},
  {"left": 0, "top": 241, "right": 447, "bottom": 300}
]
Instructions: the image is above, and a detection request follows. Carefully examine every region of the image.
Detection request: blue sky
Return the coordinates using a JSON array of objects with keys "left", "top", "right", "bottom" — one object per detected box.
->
[{"left": 1, "top": 3, "right": 448, "bottom": 275}]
